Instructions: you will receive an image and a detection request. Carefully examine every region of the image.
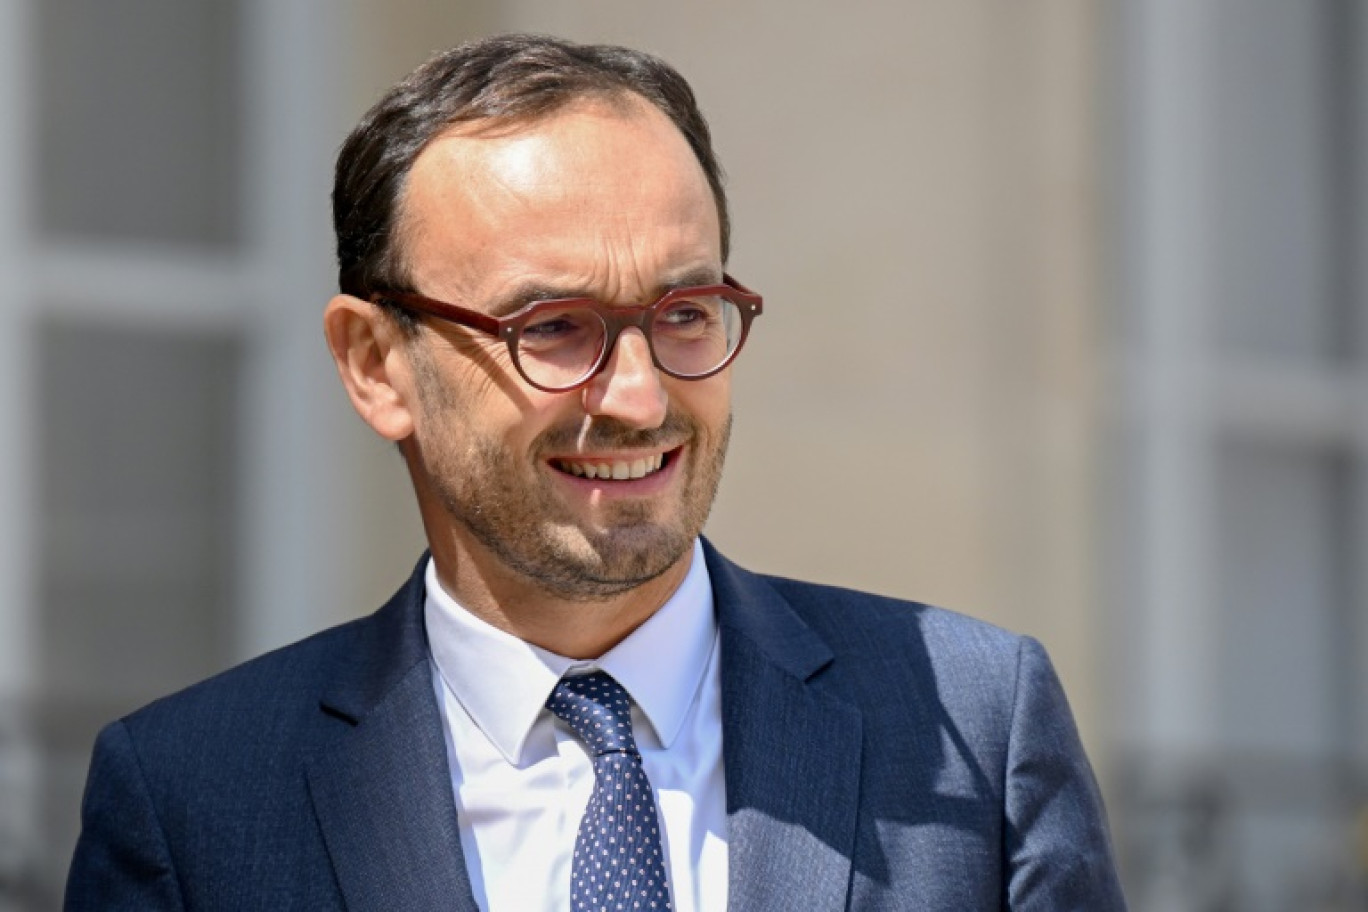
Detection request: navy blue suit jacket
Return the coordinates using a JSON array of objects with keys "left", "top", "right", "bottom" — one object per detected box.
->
[{"left": 66, "top": 542, "right": 1126, "bottom": 910}]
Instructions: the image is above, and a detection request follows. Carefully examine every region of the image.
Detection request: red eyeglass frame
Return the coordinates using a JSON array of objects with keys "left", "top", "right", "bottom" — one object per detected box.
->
[{"left": 371, "top": 274, "right": 763, "bottom": 393}]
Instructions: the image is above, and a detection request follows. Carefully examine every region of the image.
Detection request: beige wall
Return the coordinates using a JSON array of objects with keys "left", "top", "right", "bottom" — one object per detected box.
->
[{"left": 341, "top": 1, "right": 1105, "bottom": 750}]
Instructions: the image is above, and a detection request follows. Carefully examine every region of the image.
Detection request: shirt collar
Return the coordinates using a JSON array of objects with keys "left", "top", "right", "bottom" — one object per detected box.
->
[{"left": 424, "top": 539, "right": 716, "bottom": 765}]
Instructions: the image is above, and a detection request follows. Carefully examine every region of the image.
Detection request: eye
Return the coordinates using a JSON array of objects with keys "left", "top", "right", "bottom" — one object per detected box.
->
[
  {"left": 657, "top": 297, "right": 722, "bottom": 328},
  {"left": 523, "top": 316, "right": 578, "bottom": 338},
  {"left": 519, "top": 307, "right": 600, "bottom": 350},
  {"left": 661, "top": 304, "right": 705, "bottom": 325}
]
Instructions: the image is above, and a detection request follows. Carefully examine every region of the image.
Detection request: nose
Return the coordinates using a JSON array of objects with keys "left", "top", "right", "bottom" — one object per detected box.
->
[{"left": 580, "top": 327, "right": 668, "bottom": 429}]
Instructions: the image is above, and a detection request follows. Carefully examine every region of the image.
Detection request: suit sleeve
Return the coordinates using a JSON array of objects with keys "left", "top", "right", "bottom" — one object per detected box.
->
[
  {"left": 1002, "top": 637, "right": 1127, "bottom": 911},
  {"left": 64, "top": 720, "right": 185, "bottom": 911}
]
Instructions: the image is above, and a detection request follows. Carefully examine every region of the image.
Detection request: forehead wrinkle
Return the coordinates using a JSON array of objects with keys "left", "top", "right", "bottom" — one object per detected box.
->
[
  {"left": 401, "top": 98, "right": 721, "bottom": 309},
  {"left": 484, "top": 256, "right": 720, "bottom": 318}
]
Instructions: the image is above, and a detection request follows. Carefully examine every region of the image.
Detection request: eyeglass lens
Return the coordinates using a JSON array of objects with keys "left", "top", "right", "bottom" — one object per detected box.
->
[{"left": 515, "top": 293, "right": 744, "bottom": 390}]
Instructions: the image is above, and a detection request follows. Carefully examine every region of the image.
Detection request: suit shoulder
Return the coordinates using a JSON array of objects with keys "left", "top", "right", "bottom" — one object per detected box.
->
[
  {"left": 734, "top": 569, "right": 1052, "bottom": 768},
  {"left": 117, "top": 564, "right": 425, "bottom": 744},
  {"left": 118, "top": 612, "right": 367, "bottom": 734},
  {"left": 757, "top": 572, "right": 1028, "bottom": 658}
]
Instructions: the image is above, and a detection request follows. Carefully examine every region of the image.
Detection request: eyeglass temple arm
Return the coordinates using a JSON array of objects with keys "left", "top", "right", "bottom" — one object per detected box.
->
[
  {"left": 721, "top": 274, "right": 763, "bottom": 313},
  {"left": 371, "top": 291, "right": 503, "bottom": 335}
]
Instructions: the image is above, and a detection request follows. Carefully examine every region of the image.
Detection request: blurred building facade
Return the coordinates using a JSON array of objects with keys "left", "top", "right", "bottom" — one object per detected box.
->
[
  {"left": 1110, "top": 2, "right": 1368, "bottom": 909},
  {"left": 0, "top": 1, "right": 1362, "bottom": 910}
]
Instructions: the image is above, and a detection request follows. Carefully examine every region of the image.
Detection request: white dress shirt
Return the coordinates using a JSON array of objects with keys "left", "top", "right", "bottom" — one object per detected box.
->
[{"left": 425, "top": 539, "right": 728, "bottom": 912}]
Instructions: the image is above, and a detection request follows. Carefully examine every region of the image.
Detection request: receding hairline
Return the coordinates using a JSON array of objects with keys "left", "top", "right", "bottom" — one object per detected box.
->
[
  {"left": 433, "top": 86, "right": 656, "bottom": 141},
  {"left": 389, "top": 90, "right": 723, "bottom": 294}
]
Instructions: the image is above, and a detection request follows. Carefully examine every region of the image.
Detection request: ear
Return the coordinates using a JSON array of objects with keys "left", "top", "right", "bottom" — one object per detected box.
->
[{"left": 323, "top": 295, "right": 417, "bottom": 441}]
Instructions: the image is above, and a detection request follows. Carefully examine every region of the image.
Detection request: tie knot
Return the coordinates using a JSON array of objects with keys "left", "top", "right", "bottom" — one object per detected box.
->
[{"left": 546, "top": 671, "right": 639, "bottom": 756}]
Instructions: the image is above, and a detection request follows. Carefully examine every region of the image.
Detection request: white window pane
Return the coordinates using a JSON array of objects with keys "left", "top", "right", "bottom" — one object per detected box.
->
[
  {"left": 33, "top": 321, "right": 243, "bottom": 904},
  {"left": 1210, "top": 0, "right": 1342, "bottom": 361},
  {"left": 36, "top": 0, "right": 244, "bottom": 247}
]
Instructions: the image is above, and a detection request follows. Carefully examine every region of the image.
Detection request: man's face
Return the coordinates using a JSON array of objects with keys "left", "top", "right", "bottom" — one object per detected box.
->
[{"left": 395, "top": 96, "right": 730, "bottom": 602}]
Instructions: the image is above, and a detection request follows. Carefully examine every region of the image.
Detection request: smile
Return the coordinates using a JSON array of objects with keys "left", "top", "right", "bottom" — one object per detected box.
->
[{"left": 552, "top": 451, "right": 670, "bottom": 481}]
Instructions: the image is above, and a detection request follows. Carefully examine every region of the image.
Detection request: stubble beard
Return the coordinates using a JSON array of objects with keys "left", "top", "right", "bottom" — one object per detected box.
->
[{"left": 418, "top": 379, "right": 731, "bottom": 602}]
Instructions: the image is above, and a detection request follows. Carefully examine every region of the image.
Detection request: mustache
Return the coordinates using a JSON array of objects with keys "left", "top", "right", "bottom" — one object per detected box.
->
[{"left": 536, "top": 410, "right": 698, "bottom": 454}]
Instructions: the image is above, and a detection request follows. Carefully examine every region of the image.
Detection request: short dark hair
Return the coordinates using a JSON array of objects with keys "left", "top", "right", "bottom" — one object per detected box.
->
[{"left": 332, "top": 34, "right": 730, "bottom": 313}]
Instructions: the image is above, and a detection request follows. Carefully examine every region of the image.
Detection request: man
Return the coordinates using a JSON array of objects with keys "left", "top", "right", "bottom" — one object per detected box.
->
[{"left": 66, "top": 35, "right": 1126, "bottom": 911}]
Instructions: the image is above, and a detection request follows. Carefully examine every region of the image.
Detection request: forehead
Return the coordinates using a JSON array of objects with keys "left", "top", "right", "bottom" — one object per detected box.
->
[{"left": 397, "top": 97, "right": 721, "bottom": 299}]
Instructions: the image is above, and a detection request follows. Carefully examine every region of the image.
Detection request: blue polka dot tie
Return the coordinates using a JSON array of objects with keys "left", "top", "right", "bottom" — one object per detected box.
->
[{"left": 546, "top": 672, "right": 674, "bottom": 911}]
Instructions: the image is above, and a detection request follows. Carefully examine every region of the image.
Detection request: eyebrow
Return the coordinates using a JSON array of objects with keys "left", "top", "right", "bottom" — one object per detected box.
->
[{"left": 485, "top": 266, "right": 724, "bottom": 317}]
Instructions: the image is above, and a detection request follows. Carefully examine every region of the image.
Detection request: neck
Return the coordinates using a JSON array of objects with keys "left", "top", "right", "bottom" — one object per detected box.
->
[{"left": 426, "top": 535, "right": 694, "bottom": 660}]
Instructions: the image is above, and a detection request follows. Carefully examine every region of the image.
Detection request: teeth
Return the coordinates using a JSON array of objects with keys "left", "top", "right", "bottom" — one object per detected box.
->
[{"left": 557, "top": 452, "right": 666, "bottom": 481}]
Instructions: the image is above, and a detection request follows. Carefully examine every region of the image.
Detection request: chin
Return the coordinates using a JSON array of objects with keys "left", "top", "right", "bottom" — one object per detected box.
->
[{"left": 538, "top": 521, "right": 694, "bottom": 594}]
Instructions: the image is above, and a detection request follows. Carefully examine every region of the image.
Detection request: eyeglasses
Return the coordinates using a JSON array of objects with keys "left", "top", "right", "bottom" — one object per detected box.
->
[{"left": 372, "top": 275, "right": 763, "bottom": 393}]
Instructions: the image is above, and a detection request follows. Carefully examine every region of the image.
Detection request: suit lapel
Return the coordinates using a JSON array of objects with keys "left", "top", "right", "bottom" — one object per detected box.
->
[
  {"left": 305, "top": 558, "right": 479, "bottom": 912},
  {"left": 301, "top": 546, "right": 863, "bottom": 911},
  {"left": 706, "top": 543, "right": 863, "bottom": 912}
]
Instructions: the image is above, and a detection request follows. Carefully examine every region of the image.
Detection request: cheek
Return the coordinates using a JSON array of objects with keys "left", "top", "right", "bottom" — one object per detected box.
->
[
  {"left": 673, "top": 373, "right": 731, "bottom": 430},
  {"left": 410, "top": 339, "right": 532, "bottom": 419},
  {"left": 416, "top": 330, "right": 537, "bottom": 410},
  {"left": 465, "top": 387, "right": 580, "bottom": 464}
]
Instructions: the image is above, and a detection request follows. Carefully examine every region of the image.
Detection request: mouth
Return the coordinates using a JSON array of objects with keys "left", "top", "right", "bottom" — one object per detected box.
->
[{"left": 550, "top": 448, "right": 677, "bottom": 481}]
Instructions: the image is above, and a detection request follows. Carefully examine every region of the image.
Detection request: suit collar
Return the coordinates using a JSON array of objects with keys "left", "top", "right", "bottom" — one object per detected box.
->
[
  {"left": 424, "top": 539, "right": 717, "bottom": 764},
  {"left": 315, "top": 555, "right": 431, "bottom": 724},
  {"left": 705, "top": 539, "right": 834, "bottom": 681},
  {"left": 306, "top": 546, "right": 862, "bottom": 912},
  {"left": 307, "top": 554, "right": 481, "bottom": 912},
  {"left": 704, "top": 541, "right": 863, "bottom": 912}
]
